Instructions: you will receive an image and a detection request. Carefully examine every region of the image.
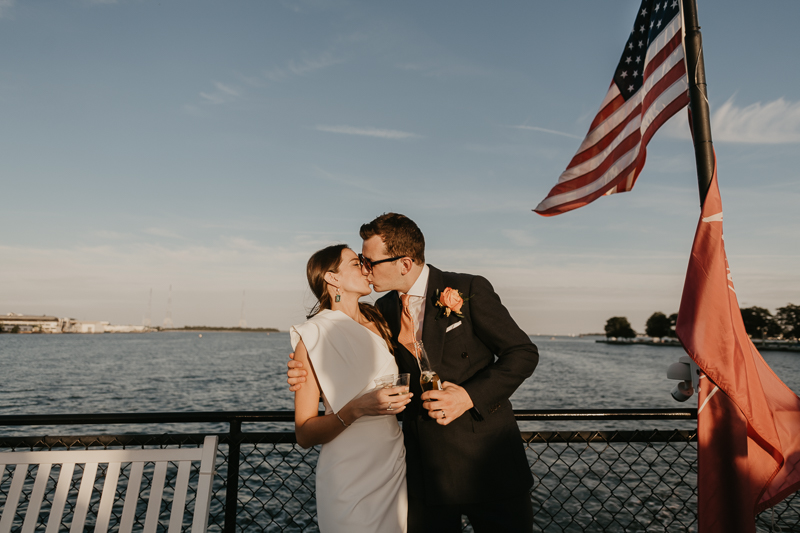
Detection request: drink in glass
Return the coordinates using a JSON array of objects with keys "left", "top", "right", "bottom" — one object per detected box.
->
[
  {"left": 412, "top": 342, "right": 442, "bottom": 391},
  {"left": 420, "top": 370, "right": 442, "bottom": 392}
]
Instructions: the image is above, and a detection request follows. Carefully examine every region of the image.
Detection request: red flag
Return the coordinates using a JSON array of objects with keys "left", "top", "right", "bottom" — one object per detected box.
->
[
  {"left": 676, "top": 161, "right": 800, "bottom": 531},
  {"left": 534, "top": 0, "right": 689, "bottom": 216}
]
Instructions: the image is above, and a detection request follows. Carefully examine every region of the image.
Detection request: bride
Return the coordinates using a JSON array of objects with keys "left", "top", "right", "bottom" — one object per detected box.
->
[{"left": 291, "top": 244, "right": 411, "bottom": 533}]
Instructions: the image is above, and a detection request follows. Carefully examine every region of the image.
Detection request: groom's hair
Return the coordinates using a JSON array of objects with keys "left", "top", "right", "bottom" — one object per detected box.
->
[{"left": 359, "top": 213, "right": 425, "bottom": 264}]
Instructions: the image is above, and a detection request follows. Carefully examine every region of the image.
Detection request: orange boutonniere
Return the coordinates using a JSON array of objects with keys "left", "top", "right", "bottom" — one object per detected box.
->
[{"left": 435, "top": 287, "right": 466, "bottom": 319}]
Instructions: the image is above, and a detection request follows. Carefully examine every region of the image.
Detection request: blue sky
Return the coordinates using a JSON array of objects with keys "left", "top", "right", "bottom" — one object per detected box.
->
[{"left": 2, "top": 0, "right": 799, "bottom": 335}]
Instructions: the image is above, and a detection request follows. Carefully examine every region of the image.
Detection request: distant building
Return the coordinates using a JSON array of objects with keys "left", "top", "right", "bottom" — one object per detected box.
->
[
  {"left": 1, "top": 313, "right": 153, "bottom": 334},
  {"left": 0, "top": 314, "right": 66, "bottom": 333},
  {"left": 70, "top": 321, "right": 108, "bottom": 334}
]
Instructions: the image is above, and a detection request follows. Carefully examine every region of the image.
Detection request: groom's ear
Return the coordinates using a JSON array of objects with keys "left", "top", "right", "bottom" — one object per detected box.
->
[{"left": 399, "top": 257, "right": 415, "bottom": 275}]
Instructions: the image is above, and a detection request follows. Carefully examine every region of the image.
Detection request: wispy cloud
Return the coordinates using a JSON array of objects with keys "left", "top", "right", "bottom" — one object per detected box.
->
[
  {"left": 509, "top": 125, "right": 581, "bottom": 140},
  {"left": 199, "top": 82, "right": 242, "bottom": 104},
  {"left": 312, "top": 166, "right": 387, "bottom": 195},
  {"left": 664, "top": 96, "right": 800, "bottom": 144},
  {"left": 264, "top": 52, "right": 343, "bottom": 82},
  {"left": 314, "top": 125, "right": 421, "bottom": 140},
  {"left": 712, "top": 96, "right": 800, "bottom": 144},
  {"left": 289, "top": 53, "right": 342, "bottom": 76},
  {"left": 190, "top": 51, "right": 341, "bottom": 110}
]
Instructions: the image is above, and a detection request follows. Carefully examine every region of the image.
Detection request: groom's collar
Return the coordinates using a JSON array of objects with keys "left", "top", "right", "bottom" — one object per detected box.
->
[{"left": 403, "top": 263, "right": 429, "bottom": 299}]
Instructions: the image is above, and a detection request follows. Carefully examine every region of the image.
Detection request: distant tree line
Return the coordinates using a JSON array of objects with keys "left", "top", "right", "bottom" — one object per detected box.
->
[{"left": 604, "top": 304, "right": 800, "bottom": 340}]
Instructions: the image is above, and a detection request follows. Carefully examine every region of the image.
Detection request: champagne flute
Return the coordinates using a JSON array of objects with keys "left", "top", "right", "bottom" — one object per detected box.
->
[{"left": 412, "top": 341, "right": 442, "bottom": 392}]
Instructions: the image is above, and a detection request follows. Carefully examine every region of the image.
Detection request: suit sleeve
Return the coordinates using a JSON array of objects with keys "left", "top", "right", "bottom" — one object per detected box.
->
[{"left": 459, "top": 275, "right": 539, "bottom": 417}]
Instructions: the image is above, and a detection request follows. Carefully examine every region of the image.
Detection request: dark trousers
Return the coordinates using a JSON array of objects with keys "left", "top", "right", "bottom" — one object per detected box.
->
[{"left": 408, "top": 492, "right": 534, "bottom": 533}]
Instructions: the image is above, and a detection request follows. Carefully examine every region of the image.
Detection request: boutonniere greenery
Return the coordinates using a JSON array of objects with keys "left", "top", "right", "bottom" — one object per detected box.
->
[{"left": 434, "top": 287, "right": 467, "bottom": 319}]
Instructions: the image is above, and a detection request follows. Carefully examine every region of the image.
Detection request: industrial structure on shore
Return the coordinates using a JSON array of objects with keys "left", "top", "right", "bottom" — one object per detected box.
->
[{"left": 0, "top": 313, "right": 152, "bottom": 334}]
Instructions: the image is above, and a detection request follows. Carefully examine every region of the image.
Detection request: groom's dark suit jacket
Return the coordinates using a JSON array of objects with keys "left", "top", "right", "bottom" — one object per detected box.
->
[{"left": 376, "top": 265, "right": 539, "bottom": 506}]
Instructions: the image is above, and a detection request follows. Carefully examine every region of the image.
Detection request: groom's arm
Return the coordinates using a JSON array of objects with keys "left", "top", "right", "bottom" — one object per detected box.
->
[{"left": 459, "top": 275, "right": 539, "bottom": 418}]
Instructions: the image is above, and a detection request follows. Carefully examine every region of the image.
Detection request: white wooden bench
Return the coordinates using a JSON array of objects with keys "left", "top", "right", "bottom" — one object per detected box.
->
[{"left": 0, "top": 435, "right": 218, "bottom": 533}]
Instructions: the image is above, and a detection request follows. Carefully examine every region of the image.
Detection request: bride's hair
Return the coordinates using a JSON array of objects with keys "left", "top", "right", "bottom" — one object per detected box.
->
[{"left": 306, "top": 244, "right": 394, "bottom": 354}]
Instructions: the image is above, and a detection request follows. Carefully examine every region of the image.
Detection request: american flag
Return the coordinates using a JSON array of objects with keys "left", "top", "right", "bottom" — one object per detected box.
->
[{"left": 534, "top": 0, "right": 690, "bottom": 216}]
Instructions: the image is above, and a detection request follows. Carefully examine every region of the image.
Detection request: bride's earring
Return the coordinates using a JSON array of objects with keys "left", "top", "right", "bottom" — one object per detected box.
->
[{"left": 335, "top": 287, "right": 341, "bottom": 303}]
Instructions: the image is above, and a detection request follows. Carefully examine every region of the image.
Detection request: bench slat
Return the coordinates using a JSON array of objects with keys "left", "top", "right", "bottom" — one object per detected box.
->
[
  {"left": 21, "top": 463, "right": 51, "bottom": 533},
  {"left": 191, "top": 436, "right": 218, "bottom": 533},
  {"left": 143, "top": 461, "right": 168, "bottom": 533},
  {"left": 119, "top": 461, "right": 144, "bottom": 533},
  {"left": 70, "top": 462, "right": 98, "bottom": 533},
  {"left": 94, "top": 462, "right": 121, "bottom": 533},
  {"left": 168, "top": 461, "right": 191, "bottom": 533},
  {"left": 0, "top": 465, "right": 28, "bottom": 533},
  {"left": 45, "top": 462, "right": 75, "bottom": 533}
]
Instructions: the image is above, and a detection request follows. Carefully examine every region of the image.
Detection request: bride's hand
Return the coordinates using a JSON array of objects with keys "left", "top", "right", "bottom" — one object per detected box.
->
[{"left": 352, "top": 386, "right": 413, "bottom": 418}]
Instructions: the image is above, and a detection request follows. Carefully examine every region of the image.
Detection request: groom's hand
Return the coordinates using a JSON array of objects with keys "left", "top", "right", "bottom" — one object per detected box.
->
[
  {"left": 287, "top": 352, "right": 308, "bottom": 392},
  {"left": 421, "top": 382, "right": 473, "bottom": 426}
]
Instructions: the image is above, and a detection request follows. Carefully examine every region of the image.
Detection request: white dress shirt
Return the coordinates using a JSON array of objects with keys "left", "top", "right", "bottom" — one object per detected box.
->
[{"left": 401, "top": 263, "right": 429, "bottom": 344}]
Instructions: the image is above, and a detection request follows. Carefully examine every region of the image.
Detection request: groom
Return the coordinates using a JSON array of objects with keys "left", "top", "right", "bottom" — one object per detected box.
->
[{"left": 289, "top": 213, "right": 539, "bottom": 532}]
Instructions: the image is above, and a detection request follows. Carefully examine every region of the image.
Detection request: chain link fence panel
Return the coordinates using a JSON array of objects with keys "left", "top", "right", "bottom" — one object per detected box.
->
[{"left": 1, "top": 417, "right": 798, "bottom": 532}]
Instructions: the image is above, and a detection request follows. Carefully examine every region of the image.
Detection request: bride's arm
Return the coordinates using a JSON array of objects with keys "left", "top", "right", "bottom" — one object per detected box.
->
[{"left": 294, "top": 340, "right": 412, "bottom": 448}]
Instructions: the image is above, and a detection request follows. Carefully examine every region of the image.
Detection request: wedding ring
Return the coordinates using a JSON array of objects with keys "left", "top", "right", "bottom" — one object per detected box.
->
[
  {"left": 441, "top": 410, "right": 447, "bottom": 419},
  {"left": 387, "top": 402, "right": 394, "bottom": 411}
]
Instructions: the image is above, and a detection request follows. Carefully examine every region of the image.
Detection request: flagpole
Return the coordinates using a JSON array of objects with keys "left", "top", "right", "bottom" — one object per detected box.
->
[
  {"left": 682, "top": 0, "right": 715, "bottom": 206},
  {"left": 682, "top": 5, "right": 757, "bottom": 530}
]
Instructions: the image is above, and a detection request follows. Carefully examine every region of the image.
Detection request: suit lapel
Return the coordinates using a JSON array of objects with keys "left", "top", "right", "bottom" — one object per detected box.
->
[
  {"left": 422, "top": 265, "right": 446, "bottom": 369},
  {"left": 382, "top": 291, "right": 402, "bottom": 338}
]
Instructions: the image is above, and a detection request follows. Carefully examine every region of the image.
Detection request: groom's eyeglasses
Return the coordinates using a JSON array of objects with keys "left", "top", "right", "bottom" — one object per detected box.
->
[{"left": 358, "top": 253, "right": 406, "bottom": 272}]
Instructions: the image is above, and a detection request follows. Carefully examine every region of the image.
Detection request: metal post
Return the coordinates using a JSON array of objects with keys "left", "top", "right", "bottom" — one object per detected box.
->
[
  {"left": 224, "top": 418, "right": 241, "bottom": 533},
  {"left": 682, "top": 0, "right": 715, "bottom": 206}
]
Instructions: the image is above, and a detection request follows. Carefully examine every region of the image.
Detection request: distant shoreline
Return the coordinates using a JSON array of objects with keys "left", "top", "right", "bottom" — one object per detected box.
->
[
  {"left": 164, "top": 326, "right": 280, "bottom": 333},
  {"left": 596, "top": 337, "right": 800, "bottom": 353}
]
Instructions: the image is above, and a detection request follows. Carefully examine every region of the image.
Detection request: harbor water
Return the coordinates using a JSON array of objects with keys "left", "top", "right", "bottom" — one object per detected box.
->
[
  {"left": 1, "top": 331, "right": 797, "bottom": 433},
  {"left": 1, "top": 331, "right": 799, "bottom": 532}
]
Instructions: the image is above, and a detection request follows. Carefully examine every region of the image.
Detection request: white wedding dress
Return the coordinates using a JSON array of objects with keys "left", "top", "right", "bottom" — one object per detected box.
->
[{"left": 291, "top": 309, "right": 408, "bottom": 533}]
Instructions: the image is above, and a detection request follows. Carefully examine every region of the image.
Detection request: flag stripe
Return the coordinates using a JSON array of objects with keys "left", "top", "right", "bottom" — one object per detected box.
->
[
  {"left": 535, "top": 0, "right": 689, "bottom": 216},
  {"left": 573, "top": 39, "right": 684, "bottom": 166},
  {"left": 550, "top": 62, "right": 682, "bottom": 197},
  {"left": 641, "top": 78, "right": 690, "bottom": 148},
  {"left": 535, "top": 155, "right": 641, "bottom": 215},
  {"left": 587, "top": 87, "right": 625, "bottom": 133},
  {"left": 552, "top": 127, "right": 641, "bottom": 195},
  {"left": 565, "top": 100, "right": 641, "bottom": 171},
  {"left": 644, "top": 32, "right": 684, "bottom": 83},
  {"left": 642, "top": 47, "right": 687, "bottom": 116},
  {"left": 536, "top": 142, "right": 642, "bottom": 212},
  {"left": 643, "top": 13, "right": 683, "bottom": 77}
]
